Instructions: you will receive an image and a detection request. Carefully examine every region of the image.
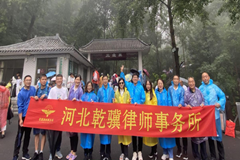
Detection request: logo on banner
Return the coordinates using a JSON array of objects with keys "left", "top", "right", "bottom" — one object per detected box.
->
[
  {"left": 39, "top": 105, "right": 55, "bottom": 123},
  {"left": 42, "top": 105, "right": 55, "bottom": 117}
]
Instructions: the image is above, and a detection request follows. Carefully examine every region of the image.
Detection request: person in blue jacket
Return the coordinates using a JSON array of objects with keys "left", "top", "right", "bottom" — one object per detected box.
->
[
  {"left": 120, "top": 65, "right": 145, "bottom": 160},
  {"left": 80, "top": 81, "right": 98, "bottom": 160},
  {"left": 167, "top": 75, "right": 187, "bottom": 160},
  {"left": 12, "top": 75, "right": 36, "bottom": 160},
  {"left": 199, "top": 72, "right": 226, "bottom": 160},
  {"left": 156, "top": 79, "right": 175, "bottom": 160},
  {"left": 97, "top": 75, "right": 115, "bottom": 160},
  {"left": 32, "top": 74, "right": 50, "bottom": 160}
]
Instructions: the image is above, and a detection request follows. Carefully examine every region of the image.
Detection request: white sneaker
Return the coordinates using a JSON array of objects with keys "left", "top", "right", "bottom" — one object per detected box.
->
[
  {"left": 48, "top": 154, "right": 52, "bottom": 160},
  {"left": 138, "top": 151, "right": 143, "bottom": 160},
  {"left": 161, "top": 154, "right": 169, "bottom": 160},
  {"left": 120, "top": 153, "right": 124, "bottom": 160},
  {"left": 55, "top": 151, "right": 63, "bottom": 159},
  {"left": 125, "top": 158, "right": 129, "bottom": 160},
  {"left": 132, "top": 152, "right": 137, "bottom": 160},
  {"left": 169, "top": 158, "right": 174, "bottom": 160}
]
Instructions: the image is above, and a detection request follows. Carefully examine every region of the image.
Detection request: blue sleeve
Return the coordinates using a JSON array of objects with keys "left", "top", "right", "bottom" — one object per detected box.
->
[
  {"left": 17, "top": 93, "right": 24, "bottom": 114},
  {"left": 111, "top": 89, "right": 115, "bottom": 103},
  {"left": 120, "top": 72, "right": 131, "bottom": 90},
  {"left": 215, "top": 85, "right": 226, "bottom": 111},
  {"left": 97, "top": 90, "right": 101, "bottom": 102},
  {"left": 140, "top": 86, "right": 146, "bottom": 104},
  {"left": 93, "top": 94, "right": 98, "bottom": 102},
  {"left": 35, "top": 89, "right": 38, "bottom": 97},
  {"left": 167, "top": 89, "right": 172, "bottom": 106},
  {"left": 180, "top": 88, "right": 185, "bottom": 106}
]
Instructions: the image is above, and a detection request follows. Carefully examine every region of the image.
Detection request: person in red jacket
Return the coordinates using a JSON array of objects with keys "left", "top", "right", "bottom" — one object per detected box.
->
[
  {"left": 92, "top": 70, "right": 100, "bottom": 94},
  {"left": 0, "top": 82, "right": 10, "bottom": 139}
]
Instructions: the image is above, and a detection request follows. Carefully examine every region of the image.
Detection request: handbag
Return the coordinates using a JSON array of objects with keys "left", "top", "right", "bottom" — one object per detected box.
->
[
  {"left": 7, "top": 101, "right": 14, "bottom": 124},
  {"left": 225, "top": 120, "right": 235, "bottom": 138}
]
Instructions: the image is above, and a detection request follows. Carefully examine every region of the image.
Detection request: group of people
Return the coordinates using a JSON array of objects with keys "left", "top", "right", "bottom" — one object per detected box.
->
[{"left": 3, "top": 64, "right": 226, "bottom": 160}]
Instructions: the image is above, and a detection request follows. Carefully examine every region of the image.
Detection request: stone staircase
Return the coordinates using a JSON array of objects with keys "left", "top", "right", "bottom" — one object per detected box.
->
[{"left": 11, "top": 97, "right": 18, "bottom": 115}]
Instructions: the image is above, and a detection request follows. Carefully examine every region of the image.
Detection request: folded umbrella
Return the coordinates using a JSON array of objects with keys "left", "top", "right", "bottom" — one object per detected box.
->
[
  {"left": 143, "top": 69, "right": 149, "bottom": 77},
  {"left": 46, "top": 71, "right": 56, "bottom": 78}
]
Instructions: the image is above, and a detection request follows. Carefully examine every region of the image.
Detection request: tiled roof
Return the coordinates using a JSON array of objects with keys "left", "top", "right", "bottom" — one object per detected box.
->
[
  {"left": 0, "top": 34, "right": 94, "bottom": 67},
  {"left": 0, "top": 34, "right": 73, "bottom": 53},
  {"left": 79, "top": 38, "right": 150, "bottom": 53}
]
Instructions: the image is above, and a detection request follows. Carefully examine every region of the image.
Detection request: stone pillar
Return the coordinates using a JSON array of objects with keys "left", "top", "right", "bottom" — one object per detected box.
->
[
  {"left": 22, "top": 55, "right": 37, "bottom": 85},
  {"left": 88, "top": 53, "right": 91, "bottom": 63},
  {"left": 87, "top": 67, "right": 91, "bottom": 82},
  {"left": 138, "top": 51, "right": 143, "bottom": 71}
]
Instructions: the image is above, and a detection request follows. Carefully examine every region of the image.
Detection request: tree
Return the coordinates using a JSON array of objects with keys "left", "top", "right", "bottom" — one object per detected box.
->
[
  {"left": 219, "top": 0, "right": 240, "bottom": 24},
  {"left": 113, "top": 0, "right": 211, "bottom": 76}
]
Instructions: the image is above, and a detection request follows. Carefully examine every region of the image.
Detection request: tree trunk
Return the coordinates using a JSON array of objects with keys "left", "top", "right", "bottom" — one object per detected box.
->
[
  {"left": 27, "top": 14, "right": 36, "bottom": 40},
  {"left": 167, "top": 0, "right": 180, "bottom": 76}
]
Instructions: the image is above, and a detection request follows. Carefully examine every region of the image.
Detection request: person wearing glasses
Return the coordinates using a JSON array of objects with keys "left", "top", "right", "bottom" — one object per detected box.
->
[{"left": 114, "top": 78, "right": 132, "bottom": 160}]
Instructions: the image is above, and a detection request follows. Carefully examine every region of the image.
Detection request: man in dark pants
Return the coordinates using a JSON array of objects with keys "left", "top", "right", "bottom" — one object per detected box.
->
[
  {"left": 167, "top": 75, "right": 188, "bottom": 160},
  {"left": 200, "top": 72, "right": 226, "bottom": 160},
  {"left": 47, "top": 74, "right": 68, "bottom": 160},
  {"left": 12, "top": 75, "right": 36, "bottom": 160}
]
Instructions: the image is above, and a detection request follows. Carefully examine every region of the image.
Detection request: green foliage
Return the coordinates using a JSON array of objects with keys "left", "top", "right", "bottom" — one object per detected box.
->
[{"left": 219, "top": 0, "right": 240, "bottom": 24}]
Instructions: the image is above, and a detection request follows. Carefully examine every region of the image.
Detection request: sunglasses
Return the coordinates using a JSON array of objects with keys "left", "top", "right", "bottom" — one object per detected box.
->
[{"left": 119, "top": 82, "right": 124, "bottom": 85}]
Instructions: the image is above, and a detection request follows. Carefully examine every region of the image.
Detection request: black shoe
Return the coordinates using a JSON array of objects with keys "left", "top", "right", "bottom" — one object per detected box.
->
[
  {"left": 100, "top": 154, "right": 105, "bottom": 160},
  {"left": 106, "top": 156, "right": 112, "bottom": 160},
  {"left": 22, "top": 153, "right": 31, "bottom": 160},
  {"left": 1, "top": 134, "right": 5, "bottom": 139},
  {"left": 182, "top": 150, "right": 188, "bottom": 160},
  {"left": 38, "top": 153, "right": 43, "bottom": 160},
  {"left": 32, "top": 152, "right": 39, "bottom": 160},
  {"left": 148, "top": 153, "right": 154, "bottom": 159},
  {"left": 12, "top": 156, "right": 18, "bottom": 160},
  {"left": 149, "top": 152, "right": 158, "bottom": 159},
  {"left": 153, "top": 154, "right": 158, "bottom": 160},
  {"left": 84, "top": 154, "right": 89, "bottom": 160},
  {"left": 210, "top": 158, "right": 216, "bottom": 160},
  {"left": 88, "top": 154, "right": 93, "bottom": 160},
  {"left": 176, "top": 150, "right": 182, "bottom": 158}
]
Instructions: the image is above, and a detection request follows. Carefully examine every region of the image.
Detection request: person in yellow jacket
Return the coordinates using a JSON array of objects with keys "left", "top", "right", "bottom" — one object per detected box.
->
[
  {"left": 114, "top": 78, "right": 132, "bottom": 160},
  {"left": 143, "top": 80, "right": 158, "bottom": 160}
]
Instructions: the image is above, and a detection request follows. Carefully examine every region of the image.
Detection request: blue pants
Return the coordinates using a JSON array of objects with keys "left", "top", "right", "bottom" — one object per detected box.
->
[{"left": 163, "top": 148, "right": 173, "bottom": 158}]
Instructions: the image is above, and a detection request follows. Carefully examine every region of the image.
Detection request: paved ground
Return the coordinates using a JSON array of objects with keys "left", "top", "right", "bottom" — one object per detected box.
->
[{"left": 1, "top": 117, "right": 240, "bottom": 160}]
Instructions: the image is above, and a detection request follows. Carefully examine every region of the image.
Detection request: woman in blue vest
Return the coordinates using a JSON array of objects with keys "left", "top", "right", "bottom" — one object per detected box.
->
[
  {"left": 156, "top": 79, "right": 175, "bottom": 160},
  {"left": 97, "top": 75, "right": 115, "bottom": 160},
  {"left": 80, "top": 81, "right": 98, "bottom": 160}
]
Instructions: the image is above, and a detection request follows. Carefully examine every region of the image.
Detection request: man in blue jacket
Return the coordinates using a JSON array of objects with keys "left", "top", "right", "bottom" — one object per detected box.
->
[
  {"left": 167, "top": 75, "right": 187, "bottom": 160},
  {"left": 12, "top": 75, "right": 36, "bottom": 160},
  {"left": 120, "top": 65, "right": 145, "bottom": 160},
  {"left": 97, "top": 74, "right": 115, "bottom": 160},
  {"left": 32, "top": 74, "right": 50, "bottom": 160},
  {"left": 199, "top": 72, "right": 226, "bottom": 160}
]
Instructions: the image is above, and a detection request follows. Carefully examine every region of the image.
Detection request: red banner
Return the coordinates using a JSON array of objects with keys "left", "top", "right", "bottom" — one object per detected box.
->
[{"left": 23, "top": 98, "right": 217, "bottom": 137}]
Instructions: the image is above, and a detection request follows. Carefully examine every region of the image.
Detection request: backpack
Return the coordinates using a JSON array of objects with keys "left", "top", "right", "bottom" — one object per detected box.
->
[
  {"left": 36, "top": 86, "right": 50, "bottom": 97},
  {"left": 93, "top": 71, "right": 98, "bottom": 81}
]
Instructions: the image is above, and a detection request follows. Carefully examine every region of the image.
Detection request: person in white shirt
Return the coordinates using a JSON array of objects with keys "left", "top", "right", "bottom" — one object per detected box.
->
[
  {"left": 16, "top": 76, "right": 22, "bottom": 96},
  {"left": 47, "top": 74, "right": 68, "bottom": 160},
  {"left": 67, "top": 73, "right": 75, "bottom": 90},
  {"left": 180, "top": 80, "right": 188, "bottom": 92}
]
